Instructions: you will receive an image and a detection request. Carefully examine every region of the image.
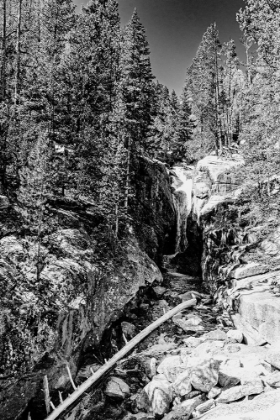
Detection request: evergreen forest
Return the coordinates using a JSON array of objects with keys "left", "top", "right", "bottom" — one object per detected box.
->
[
  {"left": 1, "top": 1, "right": 280, "bottom": 419},
  {"left": 0, "top": 0, "right": 279, "bottom": 241}
]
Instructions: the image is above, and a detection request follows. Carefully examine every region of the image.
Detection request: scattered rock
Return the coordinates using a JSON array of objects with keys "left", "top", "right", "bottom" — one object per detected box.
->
[
  {"left": 265, "top": 371, "right": 280, "bottom": 388},
  {"left": 204, "top": 329, "right": 227, "bottom": 341},
  {"left": 207, "top": 386, "right": 222, "bottom": 399},
  {"left": 105, "top": 377, "right": 130, "bottom": 399},
  {"left": 172, "top": 315, "right": 204, "bottom": 332},
  {"left": 145, "top": 341, "right": 177, "bottom": 356},
  {"left": 172, "top": 369, "right": 192, "bottom": 396},
  {"left": 163, "top": 395, "right": 204, "bottom": 420},
  {"left": 183, "top": 337, "right": 203, "bottom": 348},
  {"left": 157, "top": 299, "right": 169, "bottom": 309},
  {"left": 195, "top": 398, "right": 215, "bottom": 415},
  {"left": 265, "top": 351, "right": 280, "bottom": 370},
  {"left": 232, "top": 313, "right": 267, "bottom": 346},
  {"left": 184, "top": 315, "right": 203, "bottom": 325},
  {"left": 202, "top": 389, "right": 280, "bottom": 419},
  {"left": 218, "top": 367, "right": 241, "bottom": 388},
  {"left": 153, "top": 286, "right": 167, "bottom": 297},
  {"left": 180, "top": 395, "right": 205, "bottom": 413},
  {"left": 190, "top": 358, "right": 219, "bottom": 392},
  {"left": 157, "top": 356, "right": 185, "bottom": 382},
  {"left": 134, "top": 389, "right": 150, "bottom": 413},
  {"left": 193, "top": 340, "right": 225, "bottom": 358},
  {"left": 142, "top": 357, "right": 157, "bottom": 379},
  {"left": 144, "top": 374, "right": 173, "bottom": 416},
  {"left": 227, "top": 329, "right": 243, "bottom": 343},
  {"left": 216, "top": 379, "right": 264, "bottom": 403},
  {"left": 121, "top": 321, "right": 136, "bottom": 338}
]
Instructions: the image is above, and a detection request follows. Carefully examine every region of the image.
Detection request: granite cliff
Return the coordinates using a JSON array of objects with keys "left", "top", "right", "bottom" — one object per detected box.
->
[{"left": 0, "top": 157, "right": 176, "bottom": 420}]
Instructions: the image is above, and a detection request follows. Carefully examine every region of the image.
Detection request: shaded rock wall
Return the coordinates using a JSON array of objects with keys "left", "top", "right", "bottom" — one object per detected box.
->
[
  {"left": 171, "top": 156, "right": 243, "bottom": 278},
  {"left": 132, "top": 157, "right": 177, "bottom": 264},
  {"left": 0, "top": 226, "right": 162, "bottom": 420},
  {"left": 0, "top": 156, "right": 178, "bottom": 420},
  {"left": 188, "top": 155, "right": 280, "bottom": 346}
]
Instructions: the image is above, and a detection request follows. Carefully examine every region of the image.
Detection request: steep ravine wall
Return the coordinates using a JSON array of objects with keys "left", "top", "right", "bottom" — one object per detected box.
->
[
  {"left": 0, "top": 158, "right": 177, "bottom": 420},
  {"left": 180, "top": 154, "right": 280, "bottom": 347}
]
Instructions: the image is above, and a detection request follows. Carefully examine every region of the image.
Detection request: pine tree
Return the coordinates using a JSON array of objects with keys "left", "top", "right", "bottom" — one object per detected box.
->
[
  {"left": 234, "top": 0, "right": 280, "bottom": 221},
  {"left": 112, "top": 9, "right": 155, "bottom": 222},
  {"left": 118, "top": 9, "right": 154, "bottom": 153},
  {"left": 220, "top": 40, "right": 244, "bottom": 148},
  {"left": 148, "top": 84, "right": 179, "bottom": 161},
  {"left": 64, "top": 0, "right": 121, "bottom": 200},
  {"left": 183, "top": 23, "right": 223, "bottom": 156},
  {"left": 18, "top": 130, "right": 54, "bottom": 280}
]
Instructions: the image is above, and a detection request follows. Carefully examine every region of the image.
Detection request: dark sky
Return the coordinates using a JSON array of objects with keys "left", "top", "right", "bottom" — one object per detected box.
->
[{"left": 73, "top": 0, "right": 245, "bottom": 95}]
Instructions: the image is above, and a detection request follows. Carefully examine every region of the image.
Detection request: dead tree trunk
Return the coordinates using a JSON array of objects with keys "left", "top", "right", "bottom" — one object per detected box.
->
[{"left": 45, "top": 298, "right": 197, "bottom": 420}]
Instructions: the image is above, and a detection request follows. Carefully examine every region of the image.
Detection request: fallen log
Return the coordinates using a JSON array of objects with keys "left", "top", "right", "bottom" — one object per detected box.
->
[{"left": 45, "top": 298, "right": 196, "bottom": 420}]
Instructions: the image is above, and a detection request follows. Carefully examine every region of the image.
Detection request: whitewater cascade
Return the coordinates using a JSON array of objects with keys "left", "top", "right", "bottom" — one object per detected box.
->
[{"left": 171, "top": 165, "right": 193, "bottom": 254}]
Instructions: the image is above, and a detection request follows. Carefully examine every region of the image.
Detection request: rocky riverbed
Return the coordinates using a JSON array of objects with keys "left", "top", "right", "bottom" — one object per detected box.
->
[{"left": 60, "top": 265, "right": 280, "bottom": 420}]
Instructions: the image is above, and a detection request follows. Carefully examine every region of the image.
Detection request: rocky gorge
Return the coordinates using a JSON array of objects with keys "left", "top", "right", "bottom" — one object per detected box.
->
[{"left": 1, "top": 153, "right": 280, "bottom": 420}]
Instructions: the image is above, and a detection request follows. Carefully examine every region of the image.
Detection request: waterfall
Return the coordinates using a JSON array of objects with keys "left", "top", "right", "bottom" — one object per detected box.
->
[{"left": 171, "top": 165, "right": 193, "bottom": 254}]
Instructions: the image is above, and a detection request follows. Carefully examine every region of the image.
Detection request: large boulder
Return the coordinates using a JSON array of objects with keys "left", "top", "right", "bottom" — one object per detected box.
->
[
  {"left": 216, "top": 379, "right": 264, "bottom": 403},
  {"left": 238, "top": 290, "right": 280, "bottom": 345},
  {"left": 202, "top": 389, "right": 280, "bottom": 420}
]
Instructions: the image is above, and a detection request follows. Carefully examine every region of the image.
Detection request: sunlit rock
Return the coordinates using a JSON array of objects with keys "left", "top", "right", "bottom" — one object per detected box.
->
[
  {"left": 216, "top": 379, "right": 264, "bottom": 403},
  {"left": 227, "top": 329, "right": 243, "bottom": 343},
  {"left": 144, "top": 374, "right": 173, "bottom": 416},
  {"left": 105, "top": 377, "right": 130, "bottom": 399},
  {"left": 190, "top": 358, "right": 219, "bottom": 392},
  {"left": 157, "top": 355, "right": 186, "bottom": 382}
]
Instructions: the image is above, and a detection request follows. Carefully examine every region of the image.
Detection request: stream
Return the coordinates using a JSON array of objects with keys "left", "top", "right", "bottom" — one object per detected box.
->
[{"left": 73, "top": 261, "right": 232, "bottom": 420}]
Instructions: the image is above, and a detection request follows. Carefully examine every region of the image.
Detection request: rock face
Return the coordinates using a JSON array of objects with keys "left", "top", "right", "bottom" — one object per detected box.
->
[
  {"left": 173, "top": 155, "right": 243, "bottom": 277},
  {"left": 0, "top": 229, "right": 162, "bottom": 420},
  {"left": 178, "top": 154, "right": 280, "bottom": 347},
  {"left": 0, "top": 157, "right": 174, "bottom": 420},
  {"left": 132, "top": 157, "right": 177, "bottom": 264},
  {"left": 192, "top": 155, "right": 243, "bottom": 221}
]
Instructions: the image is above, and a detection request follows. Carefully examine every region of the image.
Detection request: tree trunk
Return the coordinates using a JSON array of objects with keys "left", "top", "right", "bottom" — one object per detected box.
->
[
  {"left": 45, "top": 298, "right": 197, "bottom": 420},
  {"left": 124, "top": 136, "right": 131, "bottom": 216},
  {"left": 0, "top": 0, "right": 7, "bottom": 193},
  {"left": 214, "top": 49, "right": 222, "bottom": 153},
  {"left": 0, "top": 0, "right": 7, "bottom": 101},
  {"left": 14, "top": 0, "right": 22, "bottom": 105}
]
